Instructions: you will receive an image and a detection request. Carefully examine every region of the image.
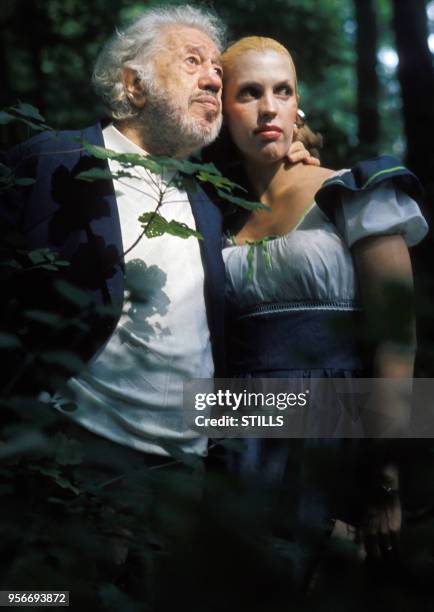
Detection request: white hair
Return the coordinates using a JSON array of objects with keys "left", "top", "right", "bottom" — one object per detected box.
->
[{"left": 92, "top": 4, "right": 226, "bottom": 120}]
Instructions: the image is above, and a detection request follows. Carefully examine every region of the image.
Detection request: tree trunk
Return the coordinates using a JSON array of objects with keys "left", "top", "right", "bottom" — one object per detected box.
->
[
  {"left": 392, "top": 0, "right": 434, "bottom": 376},
  {"left": 392, "top": 0, "right": 434, "bottom": 185},
  {"left": 354, "top": 0, "right": 380, "bottom": 158}
]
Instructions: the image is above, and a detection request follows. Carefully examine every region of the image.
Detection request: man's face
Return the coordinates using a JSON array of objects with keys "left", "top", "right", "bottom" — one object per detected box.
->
[
  {"left": 143, "top": 26, "right": 223, "bottom": 155},
  {"left": 153, "top": 26, "right": 223, "bottom": 127}
]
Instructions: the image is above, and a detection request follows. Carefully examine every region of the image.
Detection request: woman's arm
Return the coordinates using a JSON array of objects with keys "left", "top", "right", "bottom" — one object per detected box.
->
[
  {"left": 352, "top": 233, "right": 414, "bottom": 560},
  {"left": 353, "top": 233, "right": 415, "bottom": 376}
]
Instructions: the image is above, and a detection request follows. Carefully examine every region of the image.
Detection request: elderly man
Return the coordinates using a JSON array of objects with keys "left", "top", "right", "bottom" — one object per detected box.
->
[
  {"left": 51, "top": 7, "right": 227, "bottom": 459},
  {"left": 0, "top": 8, "right": 229, "bottom": 590},
  {"left": 4, "top": 6, "right": 225, "bottom": 460}
]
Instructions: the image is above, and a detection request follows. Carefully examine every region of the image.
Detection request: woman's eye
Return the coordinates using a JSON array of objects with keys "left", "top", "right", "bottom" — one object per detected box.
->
[
  {"left": 239, "top": 87, "right": 259, "bottom": 99},
  {"left": 275, "top": 85, "right": 292, "bottom": 96}
]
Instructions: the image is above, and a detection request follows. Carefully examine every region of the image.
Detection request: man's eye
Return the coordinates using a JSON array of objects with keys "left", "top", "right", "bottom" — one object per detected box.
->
[
  {"left": 213, "top": 66, "right": 223, "bottom": 78},
  {"left": 186, "top": 56, "right": 200, "bottom": 65}
]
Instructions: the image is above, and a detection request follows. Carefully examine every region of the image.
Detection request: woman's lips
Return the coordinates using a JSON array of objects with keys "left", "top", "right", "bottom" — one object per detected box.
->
[{"left": 254, "top": 125, "right": 283, "bottom": 140}]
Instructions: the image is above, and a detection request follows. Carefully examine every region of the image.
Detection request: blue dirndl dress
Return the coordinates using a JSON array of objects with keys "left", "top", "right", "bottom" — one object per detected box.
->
[{"left": 221, "top": 157, "right": 428, "bottom": 586}]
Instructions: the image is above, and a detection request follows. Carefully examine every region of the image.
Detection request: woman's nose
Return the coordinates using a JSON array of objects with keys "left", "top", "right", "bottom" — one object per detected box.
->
[{"left": 258, "top": 93, "right": 277, "bottom": 119}]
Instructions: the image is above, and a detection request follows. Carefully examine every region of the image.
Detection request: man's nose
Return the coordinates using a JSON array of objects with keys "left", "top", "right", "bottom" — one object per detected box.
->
[{"left": 198, "top": 63, "right": 222, "bottom": 94}]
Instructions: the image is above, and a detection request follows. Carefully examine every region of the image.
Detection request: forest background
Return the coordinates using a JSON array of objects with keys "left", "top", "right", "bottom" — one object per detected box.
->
[
  {"left": 1, "top": 1, "right": 434, "bottom": 611},
  {"left": 1, "top": 0, "right": 434, "bottom": 369}
]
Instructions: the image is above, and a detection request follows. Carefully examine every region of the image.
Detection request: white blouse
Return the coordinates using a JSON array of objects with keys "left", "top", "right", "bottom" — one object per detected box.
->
[{"left": 222, "top": 180, "right": 428, "bottom": 312}]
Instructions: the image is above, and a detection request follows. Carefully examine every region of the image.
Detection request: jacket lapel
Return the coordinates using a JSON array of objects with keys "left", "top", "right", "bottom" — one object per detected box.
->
[
  {"left": 79, "top": 123, "right": 125, "bottom": 315},
  {"left": 188, "top": 186, "right": 226, "bottom": 376}
]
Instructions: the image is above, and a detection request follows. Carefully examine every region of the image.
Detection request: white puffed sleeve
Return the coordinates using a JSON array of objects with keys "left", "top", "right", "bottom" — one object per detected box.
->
[{"left": 334, "top": 180, "right": 428, "bottom": 248}]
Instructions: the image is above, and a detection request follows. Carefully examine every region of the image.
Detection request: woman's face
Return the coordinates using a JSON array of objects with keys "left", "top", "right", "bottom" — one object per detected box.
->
[{"left": 223, "top": 50, "right": 298, "bottom": 163}]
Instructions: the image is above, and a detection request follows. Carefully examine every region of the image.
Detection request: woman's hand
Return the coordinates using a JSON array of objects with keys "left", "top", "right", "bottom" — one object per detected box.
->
[
  {"left": 287, "top": 141, "right": 320, "bottom": 166},
  {"left": 359, "top": 487, "right": 402, "bottom": 561},
  {"left": 358, "top": 463, "right": 402, "bottom": 562}
]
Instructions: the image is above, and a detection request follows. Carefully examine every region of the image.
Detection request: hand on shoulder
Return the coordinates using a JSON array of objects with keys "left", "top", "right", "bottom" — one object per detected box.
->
[{"left": 286, "top": 140, "right": 320, "bottom": 166}]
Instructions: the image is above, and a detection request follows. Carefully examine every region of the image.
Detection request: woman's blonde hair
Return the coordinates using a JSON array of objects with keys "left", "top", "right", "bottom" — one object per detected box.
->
[{"left": 222, "top": 36, "right": 322, "bottom": 158}]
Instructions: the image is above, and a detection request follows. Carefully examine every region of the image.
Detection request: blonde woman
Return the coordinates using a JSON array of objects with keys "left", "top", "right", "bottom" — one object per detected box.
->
[{"left": 212, "top": 36, "right": 428, "bottom": 587}]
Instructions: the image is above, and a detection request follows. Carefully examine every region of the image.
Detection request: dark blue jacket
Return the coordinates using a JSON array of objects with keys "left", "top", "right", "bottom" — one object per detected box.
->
[{"left": 1, "top": 122, "right": 227, "bottom": 392}]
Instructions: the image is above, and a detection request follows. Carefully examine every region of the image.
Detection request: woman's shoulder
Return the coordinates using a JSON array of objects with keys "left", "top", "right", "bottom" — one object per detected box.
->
[
  {"left": 292, "top": 164, "right": 337, "bottom": 195},
  {"left": 317, "top": 155, "right": 421, "bottom": 195},
  {"left": 297, "top": 164, "right": 335, "bottom": 180},
  {"left": 313, "top": 156, "right": 428, "bottom": 249},
  {"left": 315, "top": 155, "right": 423, "bottom": 217}
]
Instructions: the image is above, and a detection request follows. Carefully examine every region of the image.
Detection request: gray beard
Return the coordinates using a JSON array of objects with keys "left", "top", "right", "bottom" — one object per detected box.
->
[{"left": 136, "top": 86, "right": 222, "bottom": 157}]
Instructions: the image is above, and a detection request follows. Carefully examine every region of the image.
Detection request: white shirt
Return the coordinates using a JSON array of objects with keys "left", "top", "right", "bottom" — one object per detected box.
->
[{"left": 56, "top": 124, "right": 213, "bottom": 456}]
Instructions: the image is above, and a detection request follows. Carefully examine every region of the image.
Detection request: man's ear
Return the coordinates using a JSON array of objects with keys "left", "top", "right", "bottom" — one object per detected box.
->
[{"left": 122, "top": 68, "right": 146, "bottom": 109}]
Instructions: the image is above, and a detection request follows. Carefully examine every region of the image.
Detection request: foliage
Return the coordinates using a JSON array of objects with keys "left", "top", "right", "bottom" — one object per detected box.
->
[
  {"left": 76, "top": 140, "right": 268, "bottom": 214},
  {"left": 0, "top": 0, "right": 404, "bottom": 166},
  {"left": 1, "top": 3, "right": 434, "bottom": 609},
  {"left": 0, "top": 102, "right": 52, "bottom": 132}
]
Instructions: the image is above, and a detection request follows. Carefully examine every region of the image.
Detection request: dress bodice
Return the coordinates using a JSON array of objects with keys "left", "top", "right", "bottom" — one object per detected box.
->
[
  {"left": 222, "top": 178, "right": 428, "bottom": 315},
  {"left": 223, "top": 202, "right": 359, "bottom": 312}
]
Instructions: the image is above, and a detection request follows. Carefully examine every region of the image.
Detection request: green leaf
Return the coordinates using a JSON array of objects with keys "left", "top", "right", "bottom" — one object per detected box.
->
[
  {"left": 79, "top": 141, "right": 166, "bottom": 174},
  {"left": 197, "top": 171, "right": 244, "bottom": 192},
  {"left": 79, "top": 141, "right": 125, "bottom": 161},
  {"left": 54, "top": 279, "right": 91, "bottom": 307},
  {"left": 28, "top": 464, "right": 80, "bottom": 495},
  {"left": 172, "top": 175, "right": 198, "bottom": 192},
  {"left": 14, "top": 177, "right": 36, "bottom": 186},
  {"left": 40, "top": 264, "right": 59, "bottom": 271},
  {"left": 24, "top": 310, "right": 63, "bottom": 327},
  {"left": 0, "top": 431, "right": 48, "bottom": 459},
  {"left": 216, "top": 189, "right": 270, "bottom": 211},
  {"left": 45, "top": 251, "right": 57, "bottom": 262},
  {"left": 28, "top": 248, "right": 56, "bottom": 265},
  {"left": 28, "top": 250, "right": 46, "bottom": 264},
  {"left": 76, "top": 167, "right": 136, "bottom": 182},
  {"left": 79, "top": 140, "right": 226, "bottom": 181},
  {"left": 0, "top": 162, "right": 13, "bottom": 179},
  {"left": 138, "top": 212, "right": 203, "bottom": 240},
  {"left": 0, "top": 111, "right": 15, "bottom": 125},
  {"left": 152, "top": 157, "right": 223, "bottom": 177},
  {"left": 52, "top": 433, "right": 83, "bottom": 466},
  {"left": 11, "top": 102, "right": 46, "bottom": 122},
  {"left": 0, "top": 259, "right": 22, "bottom": 270},
  {"left": 0, "top": 333, "right": 22, "bottom": 348},
  {"left": 13, "top": 116, "right": 50, "bottom": 132}
]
